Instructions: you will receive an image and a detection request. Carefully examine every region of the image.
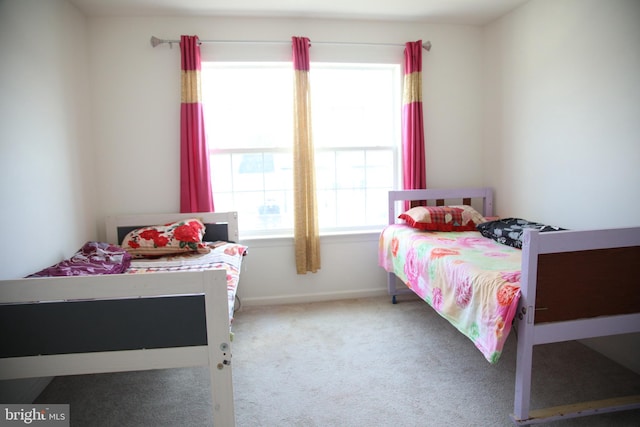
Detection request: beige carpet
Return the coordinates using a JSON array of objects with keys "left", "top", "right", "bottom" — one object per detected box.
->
[{"left": 36, "top": 295, "right": 640, "bottom": 426}]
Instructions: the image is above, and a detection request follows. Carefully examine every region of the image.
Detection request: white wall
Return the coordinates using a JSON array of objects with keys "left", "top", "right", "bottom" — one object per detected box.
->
[
  {"left": 88, "top": 16, "right": 485, "bottom": 303},
  {"left": 483, "top": 0, "right": 640, "bottom": 228},
  {"left": 0, "top": 0, "right": 95, "bottom": 280},
  {"left": 483, "top": 0, "right": 640, "bottom": 373},
  {"left": 0, "top": 0, "right": 94, "bottom": 403}
]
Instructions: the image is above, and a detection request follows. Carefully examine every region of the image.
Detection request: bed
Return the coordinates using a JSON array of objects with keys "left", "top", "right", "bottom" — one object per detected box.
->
[
  {"left": 0, "top": 211, "right": 246, "bottom": 427},
  {"left": 379, "top": 188, "right": 640, "bottom": 425}
]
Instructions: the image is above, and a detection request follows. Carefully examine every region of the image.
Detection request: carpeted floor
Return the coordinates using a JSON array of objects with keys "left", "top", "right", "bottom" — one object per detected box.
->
[{"left": 36, "top": 296, "right": 640, "bottom": 426}]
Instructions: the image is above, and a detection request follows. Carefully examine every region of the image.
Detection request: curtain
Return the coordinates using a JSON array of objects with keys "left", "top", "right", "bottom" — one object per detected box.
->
[
  {"left": 402, "top": 40, "right": 426, "bottom": 208},
  {"left": 179, "top": 35, "right": 214, "bottom": 213},
  {"left": 292, "top": 36, "right": 320, "bottom": 274}
]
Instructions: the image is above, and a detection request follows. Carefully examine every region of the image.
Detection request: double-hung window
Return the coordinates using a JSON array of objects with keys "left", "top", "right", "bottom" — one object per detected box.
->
[{"left": 202, "top": 62, "right": 400, "bottom": 237}]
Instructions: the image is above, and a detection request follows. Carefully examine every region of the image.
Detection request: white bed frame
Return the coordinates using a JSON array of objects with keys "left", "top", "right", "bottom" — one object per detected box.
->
[
  {"left": 0, "top": 211, "right": 240, "bottom": 427},
  {"left": 386, "top": 188, "right": 640, "bottom": 425}
]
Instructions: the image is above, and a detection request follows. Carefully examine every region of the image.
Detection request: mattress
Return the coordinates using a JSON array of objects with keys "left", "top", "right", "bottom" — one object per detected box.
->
[
  {"left": 127, "top": 242, "right": 247, "bottom": 325},
  {"left": 379, "top": 224, "right": 521, "bottom": 363}
]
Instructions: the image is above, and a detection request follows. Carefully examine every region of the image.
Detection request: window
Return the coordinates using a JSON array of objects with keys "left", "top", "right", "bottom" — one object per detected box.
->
[{"left": 202, "top": 62, "right": 400, "bottom": 236}]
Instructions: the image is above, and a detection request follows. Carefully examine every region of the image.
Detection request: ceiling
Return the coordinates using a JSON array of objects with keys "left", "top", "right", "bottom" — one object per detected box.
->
[{"left": 69, "top": 0, "right": 528, "bottom": 25}]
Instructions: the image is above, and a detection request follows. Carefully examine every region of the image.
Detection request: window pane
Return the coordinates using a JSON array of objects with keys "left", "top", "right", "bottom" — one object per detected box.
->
[
  {"left": 335, "top": 151, "right": 365, "bottom": 189},
  {"left": 233, "top": 191, "right": 264, "bottom": 230},
  {"left": 211, "top": 153, "right": 232, "bottom": 192},
  {"left": 336, "top": 189, "right": 366, "bottom": 226},
  {"left": 317, "top": 189, "right": 337, "bottom": 228},
  {"left": 202, "top": 64, "right": 293, "bottom": 150},
  {"left": 366, "top": 188, "right": 390, "bottom": 226},
  {"left": 316, "top": 151, "right": 336, "bottom": 191},
  {"left": 203, "top": 62, "right": 400, "bottom": 235},
  {"left": 212, "top": 192, "right": 234, "bottom": 212},
  {"left": 264, "top": 153, "right": 293, "bottom": 192},
  {"left": 233, "top": 153, "right": 264, "bottom": 192},
  {"left": 366, "top": 150, "right": 395, "bottom": 188},
  {"left": 312, "top": 64, "right": 397, "bottom": 148}
]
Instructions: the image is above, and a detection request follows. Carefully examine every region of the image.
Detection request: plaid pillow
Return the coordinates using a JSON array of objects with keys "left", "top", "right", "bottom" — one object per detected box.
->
[{"left": 398, "top": 205, "right": 487, "bottom": 231}]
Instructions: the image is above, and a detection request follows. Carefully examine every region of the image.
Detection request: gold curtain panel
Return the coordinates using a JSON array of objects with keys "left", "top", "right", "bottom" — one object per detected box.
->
[
  {"left": 402, "top": 71, "right": 422, "bottom": 105},
  {"left": 181, "top": 70, "right": 202, "bottom": 104}
]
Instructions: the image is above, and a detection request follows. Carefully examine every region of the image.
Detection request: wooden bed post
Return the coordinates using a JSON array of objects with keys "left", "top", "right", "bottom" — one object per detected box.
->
[
  {"left": 388, "top": 192, "right": 399, "bottom": 303},
  {"left": 482, "top": 188, "right": 494, "bottom": 217},
  {"left": 511, "top": 229, "right": 539, "bottom": 424},
  {"left": 203, "top": 270, "right": 236, "bottom": 427}
]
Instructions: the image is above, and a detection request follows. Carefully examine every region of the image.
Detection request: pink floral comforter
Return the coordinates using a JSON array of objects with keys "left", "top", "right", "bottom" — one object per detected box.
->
[{"left": 379, "top": 225, "right": 521, "bottom": 363}]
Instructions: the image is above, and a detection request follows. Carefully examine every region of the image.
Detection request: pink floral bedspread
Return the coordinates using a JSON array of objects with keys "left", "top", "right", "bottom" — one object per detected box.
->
[
  {"left": 379, "top": 225, "right": 521, "bottom": 363},
  {"left": 126, "top": 243, "right": 247, "bottom": 325}
]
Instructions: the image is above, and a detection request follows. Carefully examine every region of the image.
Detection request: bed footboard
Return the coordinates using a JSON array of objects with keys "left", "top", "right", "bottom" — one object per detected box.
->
[
  {"left": 511, "top": 226, "right": 640, "bottom": 425},
  {"left": 0, "top": 270, "right": 235, "bottom": 426}
]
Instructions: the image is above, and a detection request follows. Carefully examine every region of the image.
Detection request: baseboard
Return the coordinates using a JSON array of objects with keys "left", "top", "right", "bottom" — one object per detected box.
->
[
  {"left": 240, "top": 288, "right": 389, "bottom": 307},
  {"left": 0, "top": 377, "right": 53, "bottom": 403}
]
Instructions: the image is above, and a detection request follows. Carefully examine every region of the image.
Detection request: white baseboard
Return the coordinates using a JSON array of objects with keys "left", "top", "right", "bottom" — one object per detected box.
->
[
  {"left": 0, "top": 377, "right": 53, "bottom": 403},
  {"left": 240, "top": 288, "right": 389, "bottom": 307}
]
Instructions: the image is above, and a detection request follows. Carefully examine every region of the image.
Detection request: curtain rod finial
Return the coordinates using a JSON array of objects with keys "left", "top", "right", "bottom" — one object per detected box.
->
[
  {"left": 423, "top": 41, "right": 432, "bottom": 51},
  {"left": 150, "top": 36, "right": 163, "bottom": 48}
]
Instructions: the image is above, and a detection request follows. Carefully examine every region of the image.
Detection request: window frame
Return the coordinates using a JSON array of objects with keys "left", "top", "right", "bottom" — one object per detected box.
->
[{"left": 202, "top": 61, "right": 402, "bottom": 237}]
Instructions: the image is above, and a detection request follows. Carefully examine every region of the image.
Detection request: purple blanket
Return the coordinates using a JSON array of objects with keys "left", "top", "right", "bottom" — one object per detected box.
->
[{"left": 28, "top": 242, "right": 131, "bottom": 277}]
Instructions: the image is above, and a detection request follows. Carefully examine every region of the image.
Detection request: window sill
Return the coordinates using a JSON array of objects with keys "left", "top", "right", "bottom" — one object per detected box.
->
[{"left": 239, "top": 227, "right": 384, "bottom": 247}]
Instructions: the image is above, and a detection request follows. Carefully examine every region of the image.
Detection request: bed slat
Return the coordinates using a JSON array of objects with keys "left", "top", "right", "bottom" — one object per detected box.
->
[
  {"left": 511, "top": 394, "right": 640, "bottom": 425},
  {"left": 409, "top": 197, "right": 474, "bottom": 210}
]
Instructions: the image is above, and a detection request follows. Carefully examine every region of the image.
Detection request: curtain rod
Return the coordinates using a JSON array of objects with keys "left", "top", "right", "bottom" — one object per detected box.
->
[{"left": 150, "top": 36, "right": 431, "bottom": 51}]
